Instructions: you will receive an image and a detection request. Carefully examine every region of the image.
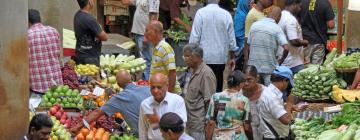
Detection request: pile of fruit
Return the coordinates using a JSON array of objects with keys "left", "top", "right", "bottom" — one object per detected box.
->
[
  {"left": 96, "top": 115, "right": 116, "bottom": 132},
  {"left": 334, "top": 52, "right": 360, "bottom": 70},
  {"left": 332, "top": 85, "right": 360, "bottom": 103},
  {"left": 75, "top": 64, "right": 99, "bottom": 76},
  {"left": 292, "top": 65, "right": 337, "bottom": 101},
  {"left": 40, "top": 85, "right": 83, "bottom": 109},
  {"left": 49, "top": 116, "right": 71, "bottom": 140},
  {"left": 100, "top": 54, "right": 146, "bottom": 75},
  {"left": 47, "top": 104, "right": 71, "bottom": 128},
  {"left": 110, "top": 134, "right": 138, "bottom": 140},
  {"left": 61, "top": 62, "right": 79, "bottom": 89},
  {"left": 76, "top": 128, "right": 110, "bottom": 140}
]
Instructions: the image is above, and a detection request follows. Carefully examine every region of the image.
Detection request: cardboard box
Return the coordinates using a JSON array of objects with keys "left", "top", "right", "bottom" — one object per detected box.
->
[{"left": 104, "top": 5, "right": 129, "bottom": 16}]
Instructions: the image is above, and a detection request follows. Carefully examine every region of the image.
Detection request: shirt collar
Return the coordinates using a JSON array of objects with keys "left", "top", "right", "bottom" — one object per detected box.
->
[
  {"left": 155, "top": 38, "right": 166, "bottom": 49},
  {"left": 124, "top": 83, "right": 136, "bottom": 89},
  {"left": 179, "top": 133, "right": 190, "bottom": 140},
  {"left": 192, "top": 62, "right": 205, "bottom": 76},
  {"left": 151, "top": 92, "right": 169, "bottom": 105},
  {"left": 262, "top": 17, "right": 276, "bottom": 23},
  {"left": 207, "top": 4, "right": 219, "bottom": 7},
  {"left": 30, "top": 23, "right": 43, "bottom": 28}
]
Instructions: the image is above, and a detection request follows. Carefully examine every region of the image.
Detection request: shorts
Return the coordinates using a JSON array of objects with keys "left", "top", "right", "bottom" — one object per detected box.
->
[{"left": 304, "top": 44, "right": 325, "bottom": 65}]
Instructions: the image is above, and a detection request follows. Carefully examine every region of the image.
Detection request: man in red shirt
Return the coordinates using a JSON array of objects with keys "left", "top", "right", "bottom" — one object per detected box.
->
[{"left": 28, "top": 9, "right": 63, "bottom": 94}]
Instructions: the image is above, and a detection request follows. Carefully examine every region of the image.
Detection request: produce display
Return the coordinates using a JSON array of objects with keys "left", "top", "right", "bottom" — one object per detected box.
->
[
  {"left": 110, "top": 134, "right": 138, "bottom": 140},
  {"left": 76, "top": 128, "right": 110, "bottom": 140},
  {"left": 165, "top": 29, "right": 187, "bottom": 43},
  {"left": 332, "top": 85, "right": 360, "bottom": 103},
  {"left": 100, "top": 54, "right": 146, "bottom": 75},
  {"left": 334, "top": 52, "right": 360, "bottom": 70},
  {"left": 50, "top": 116, "right": 72, "bottom": 140},
  {"left": 292, "top": 102, "right": 360, "bottom": 140},
  {"left": 61, "top": 62, "right": 80, "bottom": 89},
  {"left": 292, "top": 65, "right": 337, "bottom": 101},
  {"left": 47, "top": 104, "right": 72, "bottom": 128},
  {"left": 75, "top": 64, "right": 99, "bottom": 76},
  {"left": 40, "top": 85, "right": 83, "bottom": 108}
]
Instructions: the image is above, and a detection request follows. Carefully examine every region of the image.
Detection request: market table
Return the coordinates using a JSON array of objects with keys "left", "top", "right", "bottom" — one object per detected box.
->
[{"left": 102, "top": 33, "right": 132, "bottom": 55}]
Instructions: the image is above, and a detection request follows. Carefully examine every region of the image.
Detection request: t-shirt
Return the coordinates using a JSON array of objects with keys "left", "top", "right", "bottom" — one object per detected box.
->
[
  {"left": 74, "top": 10, "right": 102, "bottom": 58},
  {"left": 150, "top": 39, "right": 176, "bottom": 75},
  {"left": 278, "top": 10, "right": 305, "bottom": 68},
  {"left": 299, "top": 0, "right": 335, "bottom": 44},
  {"left": 159, "top": 0, "right": 183, "bottom": 18},
  {"left": 131, "top": 0, "right": 150, "bottom": 35},
  {"left": 245, "top": 8, "right": 265, "bottom": 38}
]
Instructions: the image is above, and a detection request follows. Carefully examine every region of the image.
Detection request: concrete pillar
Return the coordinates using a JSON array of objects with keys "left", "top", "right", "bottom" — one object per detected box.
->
[{"left": 0, "top": 0, "right": 29, "bottom": 139}]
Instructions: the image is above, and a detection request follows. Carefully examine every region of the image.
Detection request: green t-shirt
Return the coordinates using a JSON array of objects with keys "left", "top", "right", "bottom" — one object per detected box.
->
[{"left": 245, "top": 8, "right": 265, "bottom": 38}]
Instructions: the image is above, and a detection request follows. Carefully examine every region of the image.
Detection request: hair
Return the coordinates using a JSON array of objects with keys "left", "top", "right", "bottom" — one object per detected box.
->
[
  {"left": 254, "top": 0, "right": 259, "bottom": 4},
  {"left": 150, "top": 21, "right": 163, "bottom": 34},
  {"left": 77, "top": 0, "right": 89, "bottom": 9},
  {"left": 270, "top": 74, "right": 288, "bottom": 82},
  {"left": 183, "top": 43, "right": 203, "bottom": 58},
  {"left": 243, "top": 65, "right": 258, "bottom": 78},
  {"left": 207, "top": 0, "right": 220, "bottom": 4},
  {"left": 159, "top": 112, "right": 184, "bottom": 133},
  {"left": 285, "top": 0, "right": 302, "bottom": 6},
  {"left": 28, "top": 9, "right": 41, "bottom": 24},
  {"left": 227, "top": 70, "right": 245, "bottom": 88},
  {"left": 28, "top": 113, "right": 53, "bottom": 133}
]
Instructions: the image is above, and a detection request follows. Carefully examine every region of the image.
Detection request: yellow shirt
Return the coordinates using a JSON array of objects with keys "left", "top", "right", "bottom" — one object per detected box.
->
[
  {"left": 150, "top": 39, "right": 176, "bottom": 75},
  {"left": 245, "top": 8, "right": 266, "bottom": 38}
]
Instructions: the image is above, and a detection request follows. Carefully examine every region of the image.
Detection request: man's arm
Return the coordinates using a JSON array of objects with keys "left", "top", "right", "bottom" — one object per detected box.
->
[
  {"left": 327, "top": 20, "right": 335, "bottom": 29},
  {"left": 172, "top": 17, "right": 191, "bottom": 32},
  {"left": 189, "top": 12, "right": 202, "bottom": 44},
  {"left": 243, "top": 40, "right": 249, "bottom": 68},
  {"left": 227, "top": 16, "right": 238, "bottom": 69},
  {"left": 70, "top": 109, "right": 105, "bottom": 134},
  {"left": 288, "top": 39, "right": 309, "bottom": 47},
  {"left": 244, "top": 121, "right": 253, "bottom": 140},
  {"left": 201, "top": 73, "right": 217, "bottom": 111},
  {"left": 168, "top": 70, "right": 177, "bottom": 93},
  {"left": 139, "top": 106, "right": 150, "bottom": 140},
  {"left": 97, "top": 31, "right": 108, "bottom": 41},
  {"left": 278, "top": 45, "right": 289, "bottom": 65}
]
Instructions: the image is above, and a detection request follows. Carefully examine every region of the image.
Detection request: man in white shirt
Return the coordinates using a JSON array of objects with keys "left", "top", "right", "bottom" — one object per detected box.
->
[
  {"left": 139, "top": 73, "right": 187, "bottom": 140},
  {"left": 277, "top": 0, "right": 309, "bottom": 74},
  {"left": 258, "top": 66, "right": 294, "bottom": 139},
  {"left": 189, "top": 0, "right": 238, "bottom": 92}
]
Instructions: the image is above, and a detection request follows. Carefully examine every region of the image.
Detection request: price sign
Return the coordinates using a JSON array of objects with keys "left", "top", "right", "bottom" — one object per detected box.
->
[
  {"left": 80, "top": 89, "right": 90, "bottom": 96},
  {"left": 93, "top": 86, "right": 105, "bottom": 96}
]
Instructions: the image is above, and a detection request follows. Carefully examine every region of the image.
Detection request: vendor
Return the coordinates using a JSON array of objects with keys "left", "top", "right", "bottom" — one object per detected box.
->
[
  {"left": 155, "top": 0, "right": 192, "bottom": 32},
  {"left": 70, "top": 70, "right": 151, "bottom": 135},
  {"left": 25, "top": 114, "right": 53, "bottom": 140},
  {"left": 350, "top": 65, "right": 360, "bottom": 89}
]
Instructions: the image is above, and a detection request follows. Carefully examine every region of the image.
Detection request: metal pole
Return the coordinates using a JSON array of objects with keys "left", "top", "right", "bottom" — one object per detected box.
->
[{"left": 337, "top": 0, "right": 344, "bottom": 54}]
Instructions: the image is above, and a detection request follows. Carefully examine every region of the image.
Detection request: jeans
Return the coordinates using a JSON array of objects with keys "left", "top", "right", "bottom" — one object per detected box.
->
[
  {"left": 187, "top": 130, "right": 206, "bottom": 140},
  {"left": 134, "top": 34, "right": 152, "bottom": 80},
  {"left": 290, "top": 64, "right": 305, "bottom": 75}
]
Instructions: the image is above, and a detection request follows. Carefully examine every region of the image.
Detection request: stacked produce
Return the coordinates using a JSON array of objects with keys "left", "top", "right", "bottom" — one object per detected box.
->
[
  {"left": 40, "top": 85, "right": 83, "bottom": 109},
  {"left": 47, "top": 104, "right": 71, "bottom": 128},
  {"left": 75, "top": 64, "right": 99, "bottom": 76},
  {"left": 165, "top": 29, "right": 187, "bottom": 43},
  {"left": 110, "top": 134, "right": 138, "bottom": 140},
  {"left": 61, "top": 62, "right": 79, "bottom": 89},
  {"left": 100, "top": 54, "right": 146, "bottom": 75},
  {"left": 332, "top": 85, "right": 360, "bottom": 103},
  {"left": 96, "top": 115, "right": 116, "bottom": 132},
  {"left": 50, "top": 116, "right": 71, "bottom": 140},
  {"left": 292, "top": 65, "right": 337, "bottom": 101},
  {"left": 291, "top": 117, "right": 331, "bottom": 140},
  {"left": 334, "top": 52, "right": 360, "bottom": 70},
  {"left": 76, "top": 128, "right": 110, "bottom": 140}
]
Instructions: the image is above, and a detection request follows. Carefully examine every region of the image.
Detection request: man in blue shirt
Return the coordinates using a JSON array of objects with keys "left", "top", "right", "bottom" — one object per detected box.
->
[
  {"left": 234, "top": 0, "right": 251, "bottom": 70},
  {"left": 70, "top": 70, "right": 151, "bottom": 135}
]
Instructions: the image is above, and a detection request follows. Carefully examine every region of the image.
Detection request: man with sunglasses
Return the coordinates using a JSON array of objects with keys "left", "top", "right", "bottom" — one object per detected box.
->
[{"left": 257, "top": 66, "right": 294, "bottom": 140}]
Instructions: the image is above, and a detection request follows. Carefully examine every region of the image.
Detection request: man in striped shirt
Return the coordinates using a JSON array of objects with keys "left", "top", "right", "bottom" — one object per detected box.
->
[{"left": 144, "top": 20, "right": 181, "bottom": 93}]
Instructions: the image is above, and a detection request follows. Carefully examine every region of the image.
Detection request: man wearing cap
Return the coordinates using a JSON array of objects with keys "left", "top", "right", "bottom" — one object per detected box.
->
[
  {"left": 159, "top": 112, "right": 194, "bottom": 140},
  {"left": 257, "top": 66, "right": 294, "bottom": 139}
]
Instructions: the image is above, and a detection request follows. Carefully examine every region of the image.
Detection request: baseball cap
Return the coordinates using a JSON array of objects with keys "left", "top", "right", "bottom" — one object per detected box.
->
[{"left": 272, "top": 66, "right": 294, "bottom": 87}]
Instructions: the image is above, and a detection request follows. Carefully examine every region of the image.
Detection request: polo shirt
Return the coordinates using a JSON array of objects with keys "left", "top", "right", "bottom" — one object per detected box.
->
[{"left": 150, "top": 39, "right": 176, "bottom": 75}]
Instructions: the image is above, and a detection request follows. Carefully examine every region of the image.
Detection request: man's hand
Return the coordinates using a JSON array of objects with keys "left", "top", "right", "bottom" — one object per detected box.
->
[
  {"left": 69, "top": 123, "right": 83, "bottom": 136},
  {"left": 302, "top": 40, "right": 309, "bottom": 47},
  {"left": 146, "top": 109, "right": 160, "bottom": 124},
  {"left": 228, "top": 59, "right": 236, "bottom": 71},
  {"left": 185, "top": 25, "right": 192, "bottom": 33},
  {"left": 278, "top": 58, "right": 285, "bottom": 65}
]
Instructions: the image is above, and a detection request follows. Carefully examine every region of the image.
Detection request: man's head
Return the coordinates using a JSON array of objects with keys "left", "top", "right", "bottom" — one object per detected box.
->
[
  {"left": 28, "top": 9, "right": 41, "bottom": 26},
  {"left": 257, "top": 0, "right": 273, "bottom": 9},
  {"left": 285, "top": 0, "right": 302, "bottom": 15},
  {"left": 77, "top": 0, "right": 94, "bottom": 10},
  {"left": 271, "top": 66, "right": 294, "bottom": 91},
  {"left": 28, "top": 114, "right": 53, "bottom": 140},
  {"left": 116, "top": 70, "right": 132, "bottom": 88},
  {"left": 159, "top": 112, "right": 185, "bottom": 140},
  {"left": 243, "top": 65, "right": 259, "bottom": 92},
  {"left": 149, "top": 73, "right": 168, "bottom": 103},
  {"left": 183, "top": 43, "right": 203, "bottom": 68},
  {"left": 267, "top": 6, "right": 282, "bottom": 23},
  {"left": 144, "top": 21, "right": 163, "bottom": 46}
]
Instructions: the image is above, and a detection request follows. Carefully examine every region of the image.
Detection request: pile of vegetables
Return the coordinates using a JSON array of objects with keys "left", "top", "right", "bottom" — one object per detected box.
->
[
  {"left": 110, "top": 134, "right": 138, "bottom": 140},
  {"left": 332, "top": 85, "right": 360, "bottom": 103},
  {"left": 292, "top": 65, "right": 337, "bottom": 101},
  {"left": 292, "top": 102, "right": 360, "bottom": 140},
  {"left": 334, "top": 52, "right": 360, "bottom": 70},
  {"left": 100, "top": 54, "right": 146, "bottom": 75},
  {"left": 165, "top": 29, "right": 188, "bottom": 43}
]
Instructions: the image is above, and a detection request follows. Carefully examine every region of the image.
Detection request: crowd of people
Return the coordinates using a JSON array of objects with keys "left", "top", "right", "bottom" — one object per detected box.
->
[{"left": 27, "top": 0, "right": 339, "bottom": 139}]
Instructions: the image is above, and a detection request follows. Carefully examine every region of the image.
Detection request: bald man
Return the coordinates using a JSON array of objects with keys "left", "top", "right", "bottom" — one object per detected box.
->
[
  {"left": 144, "top": 21, "right": 181, "bottom": 94},
  {"left": 70, "top": 70, "right": 151, "bottom": 135},
  {"left": 138, "top": 73, "right": 187, "bottom": 140},
  {"left": 246, "top": 6, "right": 289, "bottom": 86}
]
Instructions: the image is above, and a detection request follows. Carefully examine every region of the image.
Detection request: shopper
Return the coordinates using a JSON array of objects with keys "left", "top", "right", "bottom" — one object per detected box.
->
[
  {"left": 74, "top": 0, "right": 108, "bottom": 66},
  {"left": 240, "top": 65, "right": 267, "bottom": 140},
  {"left": 159, "top": 112, "right": 194, "bottom": 140},
  {"left": 155, "top": 0, "right": 192, "bottom": 32},
  {"left": 117, "top": 0, "right": 153, "bottom": 80},
  {"left": 139, "top": 73, "right": 187, "bottom": 140},
  {"left": 259, "top": 66, "right": 294, "bottom": 139},
  {"left": 206, "top": 70, "right": 251, "bottom": 140},
  {"left": 182, "top": 44, "right": 216, "bottom": 140},
  {"left": 70, "top": 70, "right": 151, "bottom": 135},
  {"left": 299, "top": 0, "right": 335, "bottom": 65},
  {"left": 26, "top": 114, "right": 53, "bottom": 140},
  {"left": 278, "top": 0, "right": 309, "bottom": 74},
  {"left": 189, "top": 0, "right": 238, "bottom": 92},
  {"left": 28, "top": 9, "right": 63, "bottom": 94},
  {"left": 145, "top": 20, "right": 180, "bottom": 93},
  {"left": 246, "top": 6, "right": 289, "bottom": 86}
]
